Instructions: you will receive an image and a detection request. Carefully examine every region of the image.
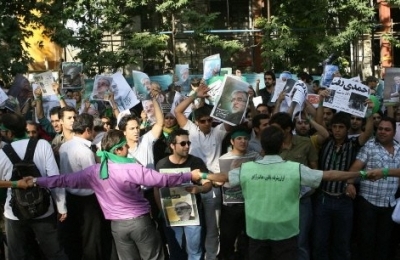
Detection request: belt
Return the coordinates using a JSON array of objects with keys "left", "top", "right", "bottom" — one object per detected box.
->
[{"left": 321, "top": 190, "right": 347, "bottom": 199}]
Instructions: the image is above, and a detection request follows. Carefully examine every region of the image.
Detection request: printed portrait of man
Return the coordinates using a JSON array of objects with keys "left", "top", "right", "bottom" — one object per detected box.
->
[{"left": 174, "top": 201, "right": 195, "bottom": 221}]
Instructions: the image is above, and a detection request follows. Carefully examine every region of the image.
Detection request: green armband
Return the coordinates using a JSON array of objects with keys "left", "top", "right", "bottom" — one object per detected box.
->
[
  {"left": 191, "top": 92, "right": 198, "bottom": 99},
  {"left": 57, "top": 94, "right": 64, "bottom": 100},
  {"left": 359, "top": 170, "right": 367, "bottom": 180},
  {"left": 11, "top": 181, "right": 18, "bottom": 188},
  {"left": 201, "top": 172, "right": 208, "bottom": 180},
  {"left": 382, "top": 168, "right": 389, "bottom": 180}
]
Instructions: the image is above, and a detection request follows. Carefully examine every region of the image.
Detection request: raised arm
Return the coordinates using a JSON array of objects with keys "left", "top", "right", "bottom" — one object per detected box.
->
[
  {"left": 53, "top": 83, "right": 67, "bottom": 108},
  {"left": 175, "top": 84, "right": 209, "bottom": 127},
  {"left": 150, "top": 90, "right": 164, "bottom": 139}
]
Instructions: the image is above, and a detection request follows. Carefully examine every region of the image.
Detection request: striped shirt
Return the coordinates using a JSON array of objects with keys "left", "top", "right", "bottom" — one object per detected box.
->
[
  {"left": 358, "top": 139, "right": 400, "bottom": 207},
  {"left": 318, "top": 136, "right": 361, "bottom": 194}
]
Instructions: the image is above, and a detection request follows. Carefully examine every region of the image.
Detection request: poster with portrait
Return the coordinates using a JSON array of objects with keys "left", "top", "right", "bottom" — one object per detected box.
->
[
  {"left": 219, "top": 157, "right": 256, "bottom": 204},
  {"left": 90, "top": 75, "right": 114, "bottom": 101},
  {"left": 33, "top": 71, "right": 56, "bottom": 97},
  {"left": 383, "top": 67, "right": 400, "bottom": 106},
  {"left": 203, "top": 54, "right": 221, "bottom": 80},
  {"left": 141, "top": 99, "right": 157, "bottom": 126},
  {"left": 159, "top": 168, "right": 199, "bottom": 227},
  {"left": 112, "top": 72, "right": 140, "bottom": 111},
  {"left": 169, "top": 91, "right": 192, "bottom": 117},
  {"left": 206, "top": 78, "right": 224, "bottom": 106},
  {"left": 0, "top": 87, "right": 8, "bottom": 106},
  {"left": 324, "top": 77, "right": 370, "bottom": 117},
  {"left": 211, "top": 75, "right": 250, "bottom": 126},
  {"left": 62, "top": 62, "right": 83, "bottom": 89},
  {"left": 287, "top": 80, "right": 308, "bottom": 113},
  {"left": 159, "top": 187, "right": 199, "bottom": 227},
  {"left": 321, "top": 65, "right": 339, "bottom": 87},
  {"left": 174, "top": 64, "right": 191, "bottom": 95},
  {"left": 132, "top": 70, "right": 151, "bottom": 100}
]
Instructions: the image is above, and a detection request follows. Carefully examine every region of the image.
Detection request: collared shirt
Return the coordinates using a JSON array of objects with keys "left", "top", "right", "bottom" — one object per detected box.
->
[
  {"left": 0, "top": 139, "right": 66, "bottom": 220},
  {"left": 184, "top": 120, "right": 227, "bottom": 173},
  {"left": 59, "top": 136, "right": 96, "bottom": 196},
  {"left": 318, "top": 136, "right": 361, "bottom": 194},
  {"left": 229, "top": 155, "right": 323, "bottom": 188},
  {"left": 358, "top": 139, "right": 400, "bottom": 207},
  {"left": 37, "top": 163, "right": 192, "bottom": 220},
  {"left": 248, "top": 138, "right": 262, "bottom": 154},
  {"left": 128, "top": 130, "right": 157, "bottom": 169}
]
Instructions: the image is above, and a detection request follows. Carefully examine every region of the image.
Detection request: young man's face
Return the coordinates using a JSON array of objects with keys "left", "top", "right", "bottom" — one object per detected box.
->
[
  {"left": 26, "top": 124, "right": 39, "bottom": 139},
  {"left": 323, "top": 108, "right": 334, "bottom": 126},
  {"left": 350, "top": 116, "right": 363, "bottom": 132},
  {"left": 254, "top": 119, "right": 269, "bottom": 135},
  {"left": 376, "top": 120, "right": 395, "bottom": 145},
  {"left": 196, "top": 116, "right": 213, "bottom": 134},
  {"left": 230, "top": 135, "right": 249, "bottom": 153},
  {"left": 256, "top": 105, "right": 269, "bottom": 115},
  {"left": 295, "top": 118, "right": 310, "bottom": 136},
  {"left": 50, "top": 114, "right": 62, "bottom": 133},
  {"left": 124, "top": 119, "right": 140, "bottom": 143},
  {"left": 61, "top": 111, "right": 75, "bottom": 131},
  {"left": 171, "top": 135, "right": 191, "bottom": 158},
  {"left": 331, "top": 123, "right": 348, "bottom": 141},
  {"left": 264, "top": 74, "right": 275, "bottom": 87}
]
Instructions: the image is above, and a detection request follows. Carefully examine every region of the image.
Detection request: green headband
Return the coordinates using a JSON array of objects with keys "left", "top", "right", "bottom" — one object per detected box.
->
[
  {"left": 96, "top": 138, "right": 136, "bottom": 180},
  {"left": 231, "top": 131, "right": 250, "bottom": 140},
  {"left": 0, "top": 124, "right": 9, "bottom": 131}
]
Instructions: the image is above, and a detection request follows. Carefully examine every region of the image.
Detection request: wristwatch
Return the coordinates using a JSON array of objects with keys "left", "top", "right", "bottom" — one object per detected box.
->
[{"left": 32, "top": 178, "right": 37, "bottom": 187}]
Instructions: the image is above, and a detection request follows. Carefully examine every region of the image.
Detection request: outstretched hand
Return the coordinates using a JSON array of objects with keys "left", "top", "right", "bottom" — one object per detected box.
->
[{"left": 366, "top": 169, "right": 384, "bottom": 181}]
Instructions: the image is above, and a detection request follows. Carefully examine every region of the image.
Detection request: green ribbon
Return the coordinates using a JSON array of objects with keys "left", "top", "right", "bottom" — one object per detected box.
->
[
  {"left": 96, "top": 139, "right": 136, "bottom": 180},
  {"left": 231, "top": 131, "right": 250, "bottom": 140},
  {"left": 13, "top": 134, "right": 29, "bottom": 142}
]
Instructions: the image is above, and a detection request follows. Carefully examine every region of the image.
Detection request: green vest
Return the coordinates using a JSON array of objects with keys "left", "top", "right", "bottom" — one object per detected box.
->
[{"left": 240, "top": 160, "right": 301, "bottom": 240}]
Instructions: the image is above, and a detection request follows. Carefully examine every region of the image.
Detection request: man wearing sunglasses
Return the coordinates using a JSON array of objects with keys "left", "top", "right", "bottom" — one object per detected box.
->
[
  {"left": 175, "top": 84, "right": 229, "bottom": 260},
  {"left": 155, "top": 128, "right": 211, "bottom": 260}
]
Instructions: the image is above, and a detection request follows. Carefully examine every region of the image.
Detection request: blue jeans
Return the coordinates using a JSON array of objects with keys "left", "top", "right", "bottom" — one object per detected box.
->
[
  {"left": 170, "top": 225, "right": 202, "bottom": 260},
  {"left": 312, "top": 192, "right": 353, "bottom": 260},
  {"left": 5, "top": 214, "right": 68, "bottom": 260},
  {"left": 201, "top": 187, "right": 221, "bottom": 260},
  {"left": 356, "top": 196, "right": 394, "bottom": 260},
  {"left": 298, "top": 196, "right": 313, "bottom": 260},
  {"left": 111, "top": 214, "right": 164, "bottom": 260}
]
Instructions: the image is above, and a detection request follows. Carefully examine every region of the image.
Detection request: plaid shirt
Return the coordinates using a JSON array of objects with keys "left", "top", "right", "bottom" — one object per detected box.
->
[{"left": 358, "top": 139, "right": 400, "bottom": 207}]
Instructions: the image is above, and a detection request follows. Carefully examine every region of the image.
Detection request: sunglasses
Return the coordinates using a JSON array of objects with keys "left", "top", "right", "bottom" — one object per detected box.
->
[
  {"left": 199, "top": 118, "right": 212, "bottom": 124},
  {"left": 175, "top": 141, "right": 191, "bottom": 147}
]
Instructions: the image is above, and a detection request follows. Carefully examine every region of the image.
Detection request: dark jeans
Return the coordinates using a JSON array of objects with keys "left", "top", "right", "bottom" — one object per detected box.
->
[
  {"left": 219, "top": 204, "right": 248, "bottom": 260},
  {"left": 111, "top": 214, "right": 164, "bottom": 260},
  {"left": 312, "top": 192, "right": 353, "bottom": 260},
  {"left": 59, "top": 193, "right": 113, "bottom": 260},
  {"left": 356, "top": 196, "right": 394, "bottom": 260},
  {"left": 298, "top": 196, "right": 313, "bottom": 260},
  {"left": 5, "top": 214, "right": 67, "bottom": 260},
  {"left": 249, "top": 235, "right": 298, "bottom": 260}
]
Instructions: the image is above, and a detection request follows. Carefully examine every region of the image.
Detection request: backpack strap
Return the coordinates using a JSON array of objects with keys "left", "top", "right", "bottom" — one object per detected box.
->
[
  {"left": 2, "top": 144, "right": 22, "bottom": 165},
  {"left": 24, "top": 138, "right": 39, "bottom": 161}
]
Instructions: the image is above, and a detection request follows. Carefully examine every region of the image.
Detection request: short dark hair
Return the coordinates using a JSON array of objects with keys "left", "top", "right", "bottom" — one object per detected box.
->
[
  {"left": 366, "top": 76, "right": 378, "bottom": 83},
  {"left": 2, "top": 113, "right": 26, "bottom": 138},
  {"left": 194, "top": 106, "right": 212, "bottom": 121},
  {"left": 59, "top": 106, "right": 77, "bottom": 120},
  {"left": 269, "top": 112, "right": 294, "bottom": 131},
  {"left": 264, "top": 71, "right": 276, "bottom": 82},
  {"left": 379, "top": 116, "right": 396, "bottom": 133},
  {"left": 169, "top": 128, "right": 189, "bottom": 145},
  {"left": 229, "top": 125, "right": 251, "bottom": 140},
  {"left": 313, "top": 80, "right": 320, "bottom": 86},
  {"left": 261, "top": 126, "right": 284, "bottom": 155},
  {"left": 252, "top": 114, "right": 270, "bottom": 129},
  {"left": 118, "top": 114, "right": 140, "bottom": 131},
  {"left": 101, "top": 129, "right": 125, "bottom": 152},
  {"left": 73, "top": 113, "right": 94, "bottom": 134},
  {"left": 331, "top": 112, "right": 351, "bottom": 129},
  {"left": 191, "top": 77, "right": 201, "bottom": 87},
  {"left": 49, "top": 106, "right": 61, "bottom": 117},
  {"left": 256, "top": 103, "right": 268, "bottom": 110}
]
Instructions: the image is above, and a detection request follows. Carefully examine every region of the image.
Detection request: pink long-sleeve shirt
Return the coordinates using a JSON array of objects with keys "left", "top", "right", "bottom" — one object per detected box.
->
[{"left": 37, "top": 162, "right": 192, "bottom": 220}]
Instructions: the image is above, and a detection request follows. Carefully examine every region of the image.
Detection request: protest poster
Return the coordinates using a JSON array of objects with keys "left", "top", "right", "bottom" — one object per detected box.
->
[
  {"left": 289, "top": 80, "right": 308, "bottom": 112},
  {"left": 271, "top": 79, "right": 287, "bottom": 102},
  {"left": 62, "top": 62, "right": 83, "bottom": 89},
  {"left": 206, "top": 78, "right": 224, "bottom": 106},
  {"left": 324, "top": 77, "right": 370, "bottom": 117},
  {"left": 112, "top": 72, "right": 140, "bottom": 111},
  {"left": 211, "top": 75, "right": 250, "bottom": 126},
  {"left": 203, "top": 54, "right": 221, "bottom": 80},
  {"left": 307, "top": 94, "right": 320, "bottom": 108},
  {"left": 383, "top": 67, "right": 400, "bottom": 106},
  {"left": 321, "top": 65, "right": 339, "bottom": 87},
  {"left": 159, "top": 168, "right": 199, "bottom": 227},
  {"left": 169, "top": 91, "right": 191, "bottom": 117},
  {"left": 33, "top": 71, "right": 56, "bottom": 97},
  {"left": 0, "top": 88, "right": 8, "bottom": 106},
  {"left": 220, "top": 68, "right": 232, "bottom": 76},
  {"left": 174, "top": 64, "right": 191, "bottom": 95},
  {"left": 150, "top": 74, "right": 174, "bottom": 90},
  {"left": 219, "top": 156, "right": 256, "bottom": 204},
  {"left": 132, "top": 71, "right": 151, "bottom": 100},
  {"left": 91, "top": 75, "right": 114, "bottom": 101}
]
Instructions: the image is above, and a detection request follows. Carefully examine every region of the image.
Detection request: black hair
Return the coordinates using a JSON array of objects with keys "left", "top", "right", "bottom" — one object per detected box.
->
[
  {"left": 269, "top": 112, "right": 294, "bottom": 131},
  {"left": 331, "top": 112, "right": 351, "bottom": 129},
  {"left": 168, "top": 128, "right": 189, "bottom": 145},
  {"left": 49, "top": 106, "right": 61, "bottom": 117},
  {"left": 72, "top": 113, "right": 94, "bottom": 134},
  {"left": 252, "top": 114, "right": 270, "bottom": 129},
  {"left": 58, "top": 106, "right": 77, "bottom": 120},
  {"left": 194, "top": 106, "right": 212, "bottom": 121},
  {"left": 118, "top": 114, "right": 140, "bottom": 131},
  {"left": 2, "top": 113, "right": 26, "bottom": 138},
  {"left": 379, "top": 116, "right": 396, "bottom": 133},
  {"left": 264, "top": 71, "right": 276, "bottom": 82},
  {"left": 261, "top": 126, "right": 284, "bottom": 155},
  {"left": 101, "top": 129, "right": 125, "bottom": 152}
]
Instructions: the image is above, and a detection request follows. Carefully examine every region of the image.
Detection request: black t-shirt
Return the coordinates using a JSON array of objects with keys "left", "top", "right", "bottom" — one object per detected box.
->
[{"left": 156, "top": 154, "right": 208, "bottom": 173}]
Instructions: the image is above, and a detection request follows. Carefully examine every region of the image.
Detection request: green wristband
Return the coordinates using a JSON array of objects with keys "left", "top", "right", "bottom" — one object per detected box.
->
[
  {"left": 359, "top": 170, "right": 367, "bottom": 180},
  {"left": 57, "top": 94, "right": 64, "bottom": 100},
  {"left": 11, "top": 181, "right": 18, "bottom": 188},
  {"left": 201, "top": 173, "right": 208, "bottom": 180},
  {"left": 382, "top": 168, "right": 389, "bottom": 180},
  {"left": 191, "top": 92, "right": 198, "bottom": 99}
]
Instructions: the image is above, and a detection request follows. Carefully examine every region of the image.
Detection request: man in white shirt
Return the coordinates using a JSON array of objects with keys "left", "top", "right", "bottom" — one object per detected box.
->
[
  {"left": 0, "top": 113, "right": 67, "bottom": 260},
  {"left": 59, "top": 113, "right": 112, "bottom": 260}
]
